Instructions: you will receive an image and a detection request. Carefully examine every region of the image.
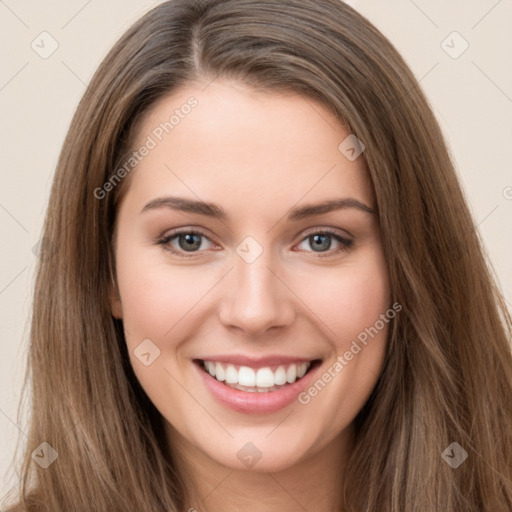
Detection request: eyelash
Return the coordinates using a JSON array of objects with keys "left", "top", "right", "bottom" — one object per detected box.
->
[{"left": 156, "top": 227, "right": 354, "bottom": 259}]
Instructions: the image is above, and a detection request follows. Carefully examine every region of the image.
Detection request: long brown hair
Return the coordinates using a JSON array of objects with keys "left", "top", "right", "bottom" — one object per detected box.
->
[{"left": 5, "top": 1, "right": 512, "bottom": 510}]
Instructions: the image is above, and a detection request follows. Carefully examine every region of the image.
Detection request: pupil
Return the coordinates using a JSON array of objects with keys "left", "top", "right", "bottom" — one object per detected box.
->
[
  {"left": 179, "top": 233, "right": 201, "bottom": 251},
  {"left": 311, "top": 234, "right": 331, "bottom": 251}
]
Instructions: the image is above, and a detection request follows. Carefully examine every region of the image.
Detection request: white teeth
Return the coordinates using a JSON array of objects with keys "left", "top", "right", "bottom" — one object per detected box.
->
[
  {"left": 297, "top": 363, "right": 308, "bottom": 379},
  {"left": 225, "top": 364, "right": 238, "bottom": 384},
  {"left": 215, "top": 362, "right": 225, "bottom": 381},
  {"left": 255, "top": 368, "right": 275, "bottom": 388},
  {"left": 238, "top": 366, "right": 256, "bottom": 387},
  {"left": 201, "top": 360, "right": 312, "bottom": 389},
  {"left": 274, "top": 366, "right": 287, "bottom": 385},
  {"left": 286, "top": 364, "right": 297, "bottom": 383}
]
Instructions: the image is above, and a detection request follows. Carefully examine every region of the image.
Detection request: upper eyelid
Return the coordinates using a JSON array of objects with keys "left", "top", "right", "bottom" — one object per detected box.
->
[
  {"left": 161, "top": 226, "right": 218, "bottom": 245},
  {"left": 299, "top": 226, "right": 352, "bottom": 240}
]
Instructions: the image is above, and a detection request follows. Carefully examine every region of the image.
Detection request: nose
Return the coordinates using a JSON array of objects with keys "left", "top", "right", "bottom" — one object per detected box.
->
[{"left": 218, "top": 249, "right": 296, "bottom": 337}]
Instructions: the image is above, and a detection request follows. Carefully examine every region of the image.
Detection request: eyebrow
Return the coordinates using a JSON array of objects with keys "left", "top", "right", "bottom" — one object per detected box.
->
[{"left": 140, "top": 195, "right": 376, "bottom": 220}]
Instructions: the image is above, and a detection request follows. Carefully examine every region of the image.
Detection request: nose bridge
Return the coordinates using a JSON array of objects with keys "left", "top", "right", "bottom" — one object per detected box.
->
[{"left": 218, "top": 236, "right": 294, "bottom": 335}]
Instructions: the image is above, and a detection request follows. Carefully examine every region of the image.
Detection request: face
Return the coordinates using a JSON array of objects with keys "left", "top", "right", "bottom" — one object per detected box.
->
[{"left": 110, "top": 80, "right": 391, "bottom": 473}]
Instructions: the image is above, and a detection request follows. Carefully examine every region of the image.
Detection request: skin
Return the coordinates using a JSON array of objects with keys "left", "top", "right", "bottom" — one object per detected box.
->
[{"left": 110, "top": 80, "right": 391, "bottom": 512}]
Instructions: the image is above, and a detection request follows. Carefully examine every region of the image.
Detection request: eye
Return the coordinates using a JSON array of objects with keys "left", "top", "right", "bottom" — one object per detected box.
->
[
  {"left": 295, "top": 229, "right": 353, "bottom": 257},
  {"left": 156, "top": 227, "right": 353, "bottom": 259},
  {"left": 157, "top": 228, "right": 217, "bottom": 258}
]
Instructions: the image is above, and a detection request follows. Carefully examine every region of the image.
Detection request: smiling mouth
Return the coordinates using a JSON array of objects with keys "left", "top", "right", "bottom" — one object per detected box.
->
[{"left": 193, "top": 358, "right": 322, "bottom": 392}]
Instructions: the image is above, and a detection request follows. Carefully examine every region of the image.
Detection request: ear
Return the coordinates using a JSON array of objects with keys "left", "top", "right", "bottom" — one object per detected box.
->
[{"left": 109, "top": 272, "right": 123, "bottom": 319}]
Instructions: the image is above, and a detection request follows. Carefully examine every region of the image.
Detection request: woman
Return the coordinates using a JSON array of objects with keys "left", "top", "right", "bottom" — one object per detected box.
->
[{"left": 5, "top": 0, "right": 512, "bottom": 511}]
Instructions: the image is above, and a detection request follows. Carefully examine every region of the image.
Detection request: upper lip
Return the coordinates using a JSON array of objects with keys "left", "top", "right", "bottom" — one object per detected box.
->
[{"left": 194, "top": 354, "right": 320, "bottom": 369}]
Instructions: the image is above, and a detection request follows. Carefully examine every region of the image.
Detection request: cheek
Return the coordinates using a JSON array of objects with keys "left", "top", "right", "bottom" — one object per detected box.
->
[
  {"left": 293, "top": 255, "right": 391, "bottom": 431},
  {"left": 288, "top": 252, "right": 390, "bottom": 346},
  {"left": 115, "top": 251, "right": 218, "bottom": 399},
  {"left": 115, "top": 246, "right": 212, "bottom": 348}
]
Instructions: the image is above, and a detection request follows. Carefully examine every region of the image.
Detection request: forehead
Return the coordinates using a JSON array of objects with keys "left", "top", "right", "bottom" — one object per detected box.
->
[{"left": 121, "top": 80, "right": 373, "bottom": 215}]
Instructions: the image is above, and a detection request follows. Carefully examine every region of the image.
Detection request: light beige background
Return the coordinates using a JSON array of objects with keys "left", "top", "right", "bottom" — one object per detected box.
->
[{"left": 1, "top": 0, "right": 511, "bottom": 502}]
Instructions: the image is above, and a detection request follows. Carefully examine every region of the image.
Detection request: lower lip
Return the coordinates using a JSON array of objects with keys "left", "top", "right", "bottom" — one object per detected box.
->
[{"left": 193, "top": 360, "right": 321, "bottom": 414}]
